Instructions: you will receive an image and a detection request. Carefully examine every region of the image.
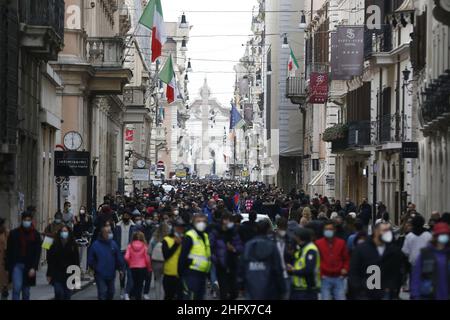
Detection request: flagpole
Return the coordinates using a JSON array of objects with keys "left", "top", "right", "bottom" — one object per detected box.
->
[{"left": 122, "top": 23, "right": 141, "bottom": 64}]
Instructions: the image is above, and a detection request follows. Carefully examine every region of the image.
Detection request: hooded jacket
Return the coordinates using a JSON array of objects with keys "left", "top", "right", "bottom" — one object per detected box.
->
[
  {"left": 124, "top": 240, "right": 152, "bottom": 272},
  {"left": 239, "top": 235, "right": 287, "bottom": 300},
  {"left": 88, "top": 238, "right": 125, "bottom": 280}
]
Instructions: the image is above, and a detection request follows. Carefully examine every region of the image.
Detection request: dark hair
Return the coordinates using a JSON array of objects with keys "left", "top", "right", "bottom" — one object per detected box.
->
[
  {"left": 257, "top": 219, "right": 272, "bottom": 235},
  {"left": 221, "top": 212, "right": 232, "bottom": 222},
  {"left": 323, "top": 221, "right": 335, "bottom": 228},
  {"left": 276, "top": 217, "right": 288, "bottom": 229},
  {"left": 21, "top": 211, "right": 33, "bottom": 219}
]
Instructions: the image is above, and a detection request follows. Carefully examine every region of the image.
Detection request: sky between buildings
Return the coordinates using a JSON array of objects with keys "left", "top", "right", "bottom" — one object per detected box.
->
[{"left": 163, "top": 0, "right": 255, "bottom": 106}]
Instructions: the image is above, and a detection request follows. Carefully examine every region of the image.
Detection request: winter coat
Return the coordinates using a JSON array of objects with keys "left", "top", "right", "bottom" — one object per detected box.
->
[
  {"left": 124, "top": 240, "right": 152, "bottom": 272},
  {"left": 113, "top": 221, "right": 137, "bottom": 251},
  {"left": 0, "top": 231, "right": 9, "bottom": 289},
  {"left": 5, "top": 227, "right": 42, "bottom": 286},
  {"left": 315, "top": 237, "right": 350, "bottom": 277},
  {"left": 209, "top": 226, "right": 243, "bottom": 270},
  {"left": 88, "top": 238, "right": 125, "bottom": 280},
  {"left": 46, "top": 239, "right": 80, "bottom": 284},
  {"left": 410, "top": 245, "right": 450, "bottom": 300},
  {"left": 239, "top": 235, "right": 287, "bottom": 300},
  {"left": 348, "top": 239, "right": 404, "bottom": 299}
]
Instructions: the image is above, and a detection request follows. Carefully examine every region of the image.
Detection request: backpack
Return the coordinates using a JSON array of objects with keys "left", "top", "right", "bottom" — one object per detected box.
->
[{"left": 151, "top": 241, "right": 164, "bottom": 262}]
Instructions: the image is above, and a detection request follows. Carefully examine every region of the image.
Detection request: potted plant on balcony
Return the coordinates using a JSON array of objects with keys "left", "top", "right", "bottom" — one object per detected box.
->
[{"left": 322, "top": 123, "right": 348, "bottom": 142}]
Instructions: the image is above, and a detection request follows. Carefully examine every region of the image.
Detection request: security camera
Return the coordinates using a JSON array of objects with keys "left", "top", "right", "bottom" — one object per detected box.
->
[{"left": 90, "top": 1, "right": 95, "bottom": 8}]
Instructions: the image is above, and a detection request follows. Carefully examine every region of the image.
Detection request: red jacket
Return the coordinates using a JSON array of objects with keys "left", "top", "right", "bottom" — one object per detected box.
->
[{"left": 315, "top": 237, "right": 350, "bottom": 277}]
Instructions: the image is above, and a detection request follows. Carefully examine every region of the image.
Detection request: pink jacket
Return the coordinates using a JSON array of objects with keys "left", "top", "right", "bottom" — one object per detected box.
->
[{"left": 124, "top": 241, "right": 152, "bottom": 272}]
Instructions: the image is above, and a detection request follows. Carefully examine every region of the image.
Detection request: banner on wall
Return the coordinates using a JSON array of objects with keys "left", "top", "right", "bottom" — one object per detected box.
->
[
  {"left": 125, "top": 129, "right": 134, "bottom": 142},
  {"left": 336, "top": 26, "right": 364, "bottom": 77},
  {"left": 309, "top": 72, "right": 329, "bottom": 104},
  {"left": 330, "top": 32, "right": 352, "bottom": 80}
]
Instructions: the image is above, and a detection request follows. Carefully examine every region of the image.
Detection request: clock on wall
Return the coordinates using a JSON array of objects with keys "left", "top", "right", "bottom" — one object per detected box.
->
[
  {"left": 136, "top": 159, "right": 146, "bottom": 168},
  {"left": 63, "top": 131, "right": 83, "bottom": 151}
]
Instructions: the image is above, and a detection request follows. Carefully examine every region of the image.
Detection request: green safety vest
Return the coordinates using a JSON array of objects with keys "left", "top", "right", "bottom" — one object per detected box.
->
[
  {"left": 186, "top": 229, "right": 211, "bottom": 273},
  {"left": 292, "top": 243, "right": 321, "bottom": 290}
]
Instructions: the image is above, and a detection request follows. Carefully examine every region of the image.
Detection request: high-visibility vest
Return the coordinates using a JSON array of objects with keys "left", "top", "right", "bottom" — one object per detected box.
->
[
  {"left": 292, "top": 242, "right": 321, "bottom": 290},
  {"left": 185, "top": 229, "right": 211, "bottom": 273},
  {"left": 163, "top": 236, "right": 181, "bottom": 277}
]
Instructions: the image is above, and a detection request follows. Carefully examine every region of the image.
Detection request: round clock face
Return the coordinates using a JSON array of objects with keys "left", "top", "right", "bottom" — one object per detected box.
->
[
  {"left": 63, "top": 131, "right": 83, "bottom": 151},
  {"left": 440, "top": 0, "right": 450, "bottom": 11},
  {"left": 137, "top": 160, "right": 146, "bottom": 168}
]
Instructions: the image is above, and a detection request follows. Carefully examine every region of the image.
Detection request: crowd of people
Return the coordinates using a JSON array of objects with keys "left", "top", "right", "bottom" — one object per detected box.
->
[{"left": 0, "top": 180, "right": 449, "bottom": 300}]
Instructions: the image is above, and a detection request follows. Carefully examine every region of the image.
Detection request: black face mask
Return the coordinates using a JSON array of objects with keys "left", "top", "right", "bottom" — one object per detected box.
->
[{"left": 123, "top": 217, "right": 130, "bottom": 223}]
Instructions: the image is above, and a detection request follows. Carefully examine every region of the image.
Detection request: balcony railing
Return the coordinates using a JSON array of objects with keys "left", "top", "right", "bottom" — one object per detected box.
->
[
  {"left": 286, "top": 77, "right": 306, "bottom": 105},
  {"left": 86, "top": 37, "right": 125, "bottom": 68},
  {"left": 19, "top": 0, "right": 65, "bottom": 40},
  {"left": 347, "top": 121, "right": 371, "bottom": 147},
  {"left": 364, "top": 25, "right": 393, "bottom": 58},
  {"left": 376, "top": 114, "right": 401, "bottom": 143}
]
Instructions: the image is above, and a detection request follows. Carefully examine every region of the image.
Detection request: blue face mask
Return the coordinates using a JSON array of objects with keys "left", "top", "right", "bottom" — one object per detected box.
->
[
  {"left": 107, "top": 233, "right": 114, "bottom": 240},
  {"left": 60, "top": 231, "right": 69, "bottom": 239},
  {"left": 438, "top": 234, "right": 449, "bottom": 245},
  {"left": 54, "top": 219, "right": 62, "bottom": 224},
  {"left": 22, "top": 221, "right": 32, "bottom": 229},
  {"left": 324, "top": 230, "right": 335, "bottom": 239}
]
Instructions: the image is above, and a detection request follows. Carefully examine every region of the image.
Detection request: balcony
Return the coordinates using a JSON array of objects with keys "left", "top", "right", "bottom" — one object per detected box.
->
[
  {"left": 19, "top": 0, "right": 65, "bottom": 60},
  {"left": 86, "top": 37, "right": 132, "bottom": 94},
  {"left": 421, "top": 71, "right": 450, "bottom": 136},
  {"left": 286, "top": 77, "right": 306, "bottom": 105},
  {"left": 374, "top": 114, "right": 401, "bottom": 150},
  {"left": 348, "top": 121, "right": 371, "bottom": 148}
]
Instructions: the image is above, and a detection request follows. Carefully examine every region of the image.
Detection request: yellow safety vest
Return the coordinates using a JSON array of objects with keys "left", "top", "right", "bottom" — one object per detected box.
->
[
  {"left": 186, "top": 229, "right": 211, "bottom": 273},
  {"left": 163, "top": 236, "right": 181, "bottom": 277},
  {"left": 292, "top": 242, "right": 321, "bottom": 290}
]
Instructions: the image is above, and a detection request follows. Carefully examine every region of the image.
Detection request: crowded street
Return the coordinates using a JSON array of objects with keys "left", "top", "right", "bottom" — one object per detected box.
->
[{"left": 1, "top": 0, "right": 450, "bottom": 305}]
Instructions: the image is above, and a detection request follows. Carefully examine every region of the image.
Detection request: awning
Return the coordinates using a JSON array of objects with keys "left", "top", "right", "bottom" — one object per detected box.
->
[{"left": 308, "top": 169, "right": 326, "bottom": 186}]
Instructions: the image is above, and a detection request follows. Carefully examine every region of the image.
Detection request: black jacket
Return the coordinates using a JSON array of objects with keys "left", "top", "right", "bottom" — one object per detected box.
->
[
  {"left": 239, "top": 235, "right": 287, "bottom": 300},
  {"left": 5, "top": 227, "right": 42, "bottom": 286},
  {"left": 46, "top": 239, "right": 80, "bottom": 284},
  {"left": 349, "top": 239, "right": 404, "bottom": 299}
]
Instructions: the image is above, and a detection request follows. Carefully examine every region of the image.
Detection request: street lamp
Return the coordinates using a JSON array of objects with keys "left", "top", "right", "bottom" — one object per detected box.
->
[
  {"left": 281, "top": 33, "right": 289, "bottom": 49},
  {"left": 402, "top": 66, "right": 411, "bottom": 82},
  {"left": 187, "top": 58, "right": 192, "bottom": 72},
  {"left": 180, "top": 12, "right": 188, "bottom": 28},
  {"left": 181, "top": 37, "right": 188, "bottom": 51},
  {"left": 299, "top": 11, "right": 307, "bottom": 29},
  {"left": 184, "top": 73, "right": 189, "bottom": 83},
  {"left": 267, "top": 64, "right": 272, "bottom": 75}
]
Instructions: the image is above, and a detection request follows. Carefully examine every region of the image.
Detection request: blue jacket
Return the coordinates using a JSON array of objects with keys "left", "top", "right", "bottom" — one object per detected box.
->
[
  {"left": 202, "top": 206, "right": 214, "bottom": 224},
  {"left": 88, "top": 238, "right": 125, "bottom": 280},
  {"left": 113, "top": 221, "right": 136, "bottom": 251}
]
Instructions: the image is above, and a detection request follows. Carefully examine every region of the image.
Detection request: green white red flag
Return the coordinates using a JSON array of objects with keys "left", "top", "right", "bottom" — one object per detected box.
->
[
  {"left": 288, "top": 46, "right": 299, "bottom": 76},
  {"left": 159, "top": 54, "right": 178, "bottom": 104},
  {"left": 139, "top": 0, "right": 166, "bottom": 62}
]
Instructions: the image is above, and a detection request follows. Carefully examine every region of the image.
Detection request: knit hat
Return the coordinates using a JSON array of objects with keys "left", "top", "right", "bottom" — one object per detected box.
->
[{"left": 433, "top": 222, "right": 450, "bottom": 235}]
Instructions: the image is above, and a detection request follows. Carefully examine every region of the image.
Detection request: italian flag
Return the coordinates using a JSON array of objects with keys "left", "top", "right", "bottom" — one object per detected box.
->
[
  {"left": 288, "top": 47, "right": 299, "bottom": 76},
  {"left": 159, "top": 54, "right": 178, "bottom": 104},
  {"left": 139, "top": 0, "right": 166, "bottom": 62}
]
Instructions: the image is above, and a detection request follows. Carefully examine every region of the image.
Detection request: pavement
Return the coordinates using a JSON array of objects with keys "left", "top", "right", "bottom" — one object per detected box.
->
[{"left": 5, "top": 263, "right": 94, "bottom": 301}]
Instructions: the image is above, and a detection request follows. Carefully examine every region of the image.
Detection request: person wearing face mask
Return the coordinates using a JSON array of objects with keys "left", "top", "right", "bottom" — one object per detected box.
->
[
  {"left": 113, "top": 210, "right": 137, "bottom": 300},
  {"left": 62, "top": 201, "right": 74, "bottom": 229},
  {"left": 203, "top": 199, "right": 217, "bottom": 224},
  {"left": 178, "top": 213, "right": 211, "bottom": 300},
  {"left": 410, "top": 222, "right": 450, "bottom": 300},
  {"left": 149, "top": 215, "right": 171, "bottom": 299},
  {"left": 286, "top": 227, "right": 321, "bottom": 300},
  {"left": 46, "top": 226, "right": 80, "bottom": 300},
  {"left": 73, "top": 206, "right": 93, "bottom": 239},
  {"left": 5, "top": 211, "right": 41, "bottom": 300},
  {"left": 209, "top": 212, "right": 243, "bottom": 300},
  {"left": 315, "top": 222, "right": 350, "bottom": 300},
  {"left": 161, "top": 219, "right": 186, "bottom": 300},
  {"left": 133, "top": 214, "right": 144, "bottom": 232},
  {"left": 275, "top": 217, "right": 292, "bottom": 300},
  {"left": 88, "top": 226, "right": 125, "bottom": 300},
  {"left": 348, "top": 222, "right": 404, "bottom": 300},
  {"left": 44, "top": 212, "right": 64, "bottom": 240}
]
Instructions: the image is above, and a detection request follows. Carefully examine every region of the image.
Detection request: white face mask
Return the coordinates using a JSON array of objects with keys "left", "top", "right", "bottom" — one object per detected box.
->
[
  {"left": 381, "top": 230, "right": 393, "bottom": 243},
  {"left": 278, "top": 230, "right": 286, "bottom": 237},
  {"left": 174, "top": 210, "right": 179, "bottom": 216},
  {"left": 79, "top": 210, "right": 85, "bottom": 214},
  {"left": 195, "top": 221, "right": 207, "bottom": 232}
]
